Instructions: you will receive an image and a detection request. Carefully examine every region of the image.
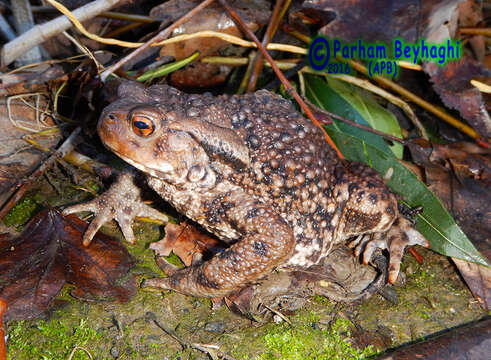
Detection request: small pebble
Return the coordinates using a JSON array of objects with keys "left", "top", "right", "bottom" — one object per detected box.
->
[
  {"left": 110, "top": 346, "right": 119, "bottom": 358},
  {"left": 204, "top": 321, "right": 226, "bottom": 333},
  {"left": 273, "top": 314, "right": 283, "bottom": 324}
]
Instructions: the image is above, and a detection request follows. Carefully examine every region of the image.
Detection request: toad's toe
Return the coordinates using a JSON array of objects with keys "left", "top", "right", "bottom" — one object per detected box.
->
[
  {"left": 350, "top": 216, "right": 428, "bottom": 284},
  {"left": 141, "top": 277, "right": 172, "bottom": 291}
]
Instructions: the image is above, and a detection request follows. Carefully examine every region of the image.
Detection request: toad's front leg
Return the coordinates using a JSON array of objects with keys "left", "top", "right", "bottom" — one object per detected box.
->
[
  {"left": 143, "top": 193, "right": 295, "bottom": 298},
  {"left": 63, "top": 172, "right": 169, "bottom": 246}
]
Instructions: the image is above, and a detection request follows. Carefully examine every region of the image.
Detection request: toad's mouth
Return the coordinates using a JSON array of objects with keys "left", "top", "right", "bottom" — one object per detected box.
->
[{"left": 108, "top": 147, "right": 174, "bottom": 178}]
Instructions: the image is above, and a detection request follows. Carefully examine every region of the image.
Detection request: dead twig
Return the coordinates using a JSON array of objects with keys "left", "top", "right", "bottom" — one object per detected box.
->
[
  {"left": 262, "top": 304, "right": 292, "bottom": 325},
  {"left": 1, "top": 0, "right": 123, "bottom": 68},
  {"left": 32, "top": 6, "right": 157, "bottom": 24},
  {"left": 0, "top": 14, "right": 16, "bottom": 41},
  {"left": 11, "top": 0, "right": 43, "bottom": 65},
  {"left": 100, "top": 0, "right": 216, "bottom": 81},
  {"left": 97, "top": 11, "right": 157, "bottom": 24},
  {"left": 217, "top": 0, "right": 344, "bottom": 160}
]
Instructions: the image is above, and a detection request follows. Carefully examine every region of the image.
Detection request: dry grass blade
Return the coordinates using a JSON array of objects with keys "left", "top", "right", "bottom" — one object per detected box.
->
[
  {"left": 471, "top": 79, "right": 491, "bottom": 93},
  {"left": 157, "top": 31, "right": 306, "bottom": 54},
  {"left": 7, "top": 93, "right": 55, "bottom": 133}
]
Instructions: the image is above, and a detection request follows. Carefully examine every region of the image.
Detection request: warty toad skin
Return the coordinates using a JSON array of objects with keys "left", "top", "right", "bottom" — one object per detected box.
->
[{"left": 64, "top": 82, "right": 428, "bottom": 298}]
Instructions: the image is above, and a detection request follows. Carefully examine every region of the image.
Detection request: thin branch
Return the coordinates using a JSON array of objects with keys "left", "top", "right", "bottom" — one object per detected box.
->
[
  {"left": 11, "top": 0, "right": 43, "bottom": 65},
  {"left": 100, "top": 0, "right": 216, "bottom": 81},
  {"left": 305, "top": 98, "right": 407, "bottom": 145},
  {"left": 217, "top": 0, "right": 345, "bottom": 160},
  {"left": 31, "top": 6, "right": 157, "bottom": 24},
  {"left": 246, "top": 0, "right": 287, "bottom": 92}
]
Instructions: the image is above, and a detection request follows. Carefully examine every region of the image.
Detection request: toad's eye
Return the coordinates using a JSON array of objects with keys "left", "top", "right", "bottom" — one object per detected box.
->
[{"left": 131, "top": 115, "right": 154, "bottom": 137}]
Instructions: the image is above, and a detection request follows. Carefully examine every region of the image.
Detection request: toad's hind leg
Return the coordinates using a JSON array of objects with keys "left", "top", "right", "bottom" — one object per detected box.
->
[
  {"left": 338, "top": 162, "right": 428, "bottom": 283},
  {"left": 143, "top": 194, "right": 295, "bottom": 298}
]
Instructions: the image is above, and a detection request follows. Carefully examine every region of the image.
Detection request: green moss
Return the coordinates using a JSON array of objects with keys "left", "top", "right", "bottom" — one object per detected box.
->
[
  {"left": 7, "top": 319, "right": 104, "bottom": 360},
  {"left": 255, "top": 315, "right": 376, "bottom": 360},
  {"left": 164, "top": 251, "right": 185, "bottom": 267},
  {"left": 312, "top": 294, "right": 333, "bottom": 306},
  {"left": 2, "top": 197, "right": 39, "bottom": 228},
  {"left": 85, "top": 180, "right": 100, "bottom": 193}
]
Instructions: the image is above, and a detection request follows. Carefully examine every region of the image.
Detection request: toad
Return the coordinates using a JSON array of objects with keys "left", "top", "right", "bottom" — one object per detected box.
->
[{"left": 64, "top": 82, "right": 428, "bottom": 298}]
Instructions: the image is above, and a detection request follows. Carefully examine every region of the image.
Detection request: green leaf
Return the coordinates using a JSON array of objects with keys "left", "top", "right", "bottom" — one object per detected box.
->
[
  {"left": 304, "top": 74, "right": 403, "bottom": 158},
  {"left": 136, "top": 51, "right": 200, "bottom": 82},
  {"left": 324, "top": 127, "right": 487, "bottom": 266}
]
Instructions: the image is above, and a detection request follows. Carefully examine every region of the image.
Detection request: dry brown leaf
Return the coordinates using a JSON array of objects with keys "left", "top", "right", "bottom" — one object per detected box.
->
[
  {"left": 151, "top": 0, "right": 270, "bottom": 60},
  {"left": 458, "top": 0, "right": 485, "bottom": 62},
  {"left": 0, "top": 208, "right": 136, "bottom": 321},
  {"left": 425, "top": 59, "right": 491, "bottom": 138},
  {"left": 150, "top": 221, "right": 225, "bottom": 266},
  {"left": 408, "top": 139, "right": 491, "bottom": 309}
]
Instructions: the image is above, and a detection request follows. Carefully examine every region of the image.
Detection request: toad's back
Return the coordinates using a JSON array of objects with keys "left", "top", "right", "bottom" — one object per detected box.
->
[{"left": 192, "top": 89, "right": 341, "bottom": 267}]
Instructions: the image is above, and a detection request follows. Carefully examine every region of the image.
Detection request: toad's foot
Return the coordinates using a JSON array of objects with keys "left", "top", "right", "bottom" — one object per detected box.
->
[
  {"left": 63, "top": 172, "right": 168, "bottom": 246},
  {"left": 348, "top": 216, "right": 429, "bottom": 284}
]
